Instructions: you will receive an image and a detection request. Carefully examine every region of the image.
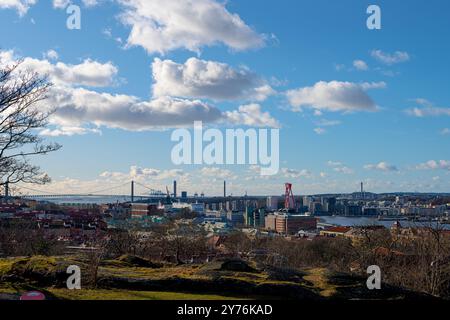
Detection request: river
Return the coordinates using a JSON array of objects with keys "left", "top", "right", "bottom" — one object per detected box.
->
[{"left": 319, "top": 216, "right": 450, "bottom": 230}]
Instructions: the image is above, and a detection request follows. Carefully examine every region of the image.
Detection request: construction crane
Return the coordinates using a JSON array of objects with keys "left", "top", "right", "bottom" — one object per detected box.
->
[
  {"left": 284, "top": 183, "right": 296, "bottom": 210},
  {"left": 165, "top": 186, "right": 172, "bottom": 205}
]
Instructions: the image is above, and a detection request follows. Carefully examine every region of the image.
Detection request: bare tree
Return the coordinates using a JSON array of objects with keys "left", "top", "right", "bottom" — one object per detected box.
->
[
  {"left": 0, "top": 61, "right": 61, "bottom": 188},
  {"left": 84, "top": 237, "right": 109, "bottom": 288}
]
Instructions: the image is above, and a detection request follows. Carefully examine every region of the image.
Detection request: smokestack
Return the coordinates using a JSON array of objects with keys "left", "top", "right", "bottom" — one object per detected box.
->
[
  {"left": 224, "top": 181, "right": 226, "bottom": 198},
  {"left": 131, "top": 180, "right": 134, "bottom": 203},
  {"left": 361, "top": 182, "right": 365, "bottom": 199},
  {"left": 173, "top": 180, "right": 177, "bottom": 198}
]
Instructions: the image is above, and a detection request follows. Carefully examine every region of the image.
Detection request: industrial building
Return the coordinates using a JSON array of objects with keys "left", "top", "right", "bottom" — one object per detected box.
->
[{"left": 265, "top": 213, "right": 317, "bottom": 235}]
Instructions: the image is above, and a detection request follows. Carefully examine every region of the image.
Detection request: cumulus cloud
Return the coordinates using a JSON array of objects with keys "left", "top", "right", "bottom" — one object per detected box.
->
[
  {"left": 223, "top": 104, "right": 279, "bottom": 128},
  {"left": 45, "top": 87, "right": 224, "bottom": 131},
  {"left": 52, "top": 0, "right": 70, "bottom": 8},
  {"left": 416, "top": 160, "right": 450, "bottom": 171},
  {"left": 152, "top": 57, "right": 274, "bottom": 101},
  {"left": 364, "top": 162, "right": 398, "bottom": 172},
  {"left": 1, "top": 50, "right": 280, "bottom": 134},
  {"left": 118, "top": 0, "right": 265, "bottom": 54},
  {"left": 281, "top": 168, "right": 312, "bottom": 179},
  {"left": 333, "top": 167, "right": 354, "bottom": 174},
  {"left": 43, "top": 49, "right": 59, "bottom": 61},
  {"left": 286, "top": 81, "right": 385, "bottom": 113},
  {"left": 100, "top": 166, "right": 187, "bottom": 183},
  {"left": 353, "top": 60, "right": 368, "bottom": 71},
  {"left": 0, "top": 50, "right": 118, "bottom": 87},
  {"left": 0, "top": 0, "right": 36, "bottom": 15},
  {"left": 327, "top": 161, "right": 354, "bottom": 174},
  {"left": 371, "top": 50, "right": 410, "bottom": 65},
  {"left": 46, "top": 88, "right": 279, "bottom": 133},
  {"left": 406, "top": 99, "right": 450, "bottom": 117},
  {"left": 44, "top": 86, "right": 278, "bottom": 132}
]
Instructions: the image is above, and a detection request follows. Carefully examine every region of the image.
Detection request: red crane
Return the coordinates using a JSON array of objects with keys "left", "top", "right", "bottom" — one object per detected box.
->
[{"left": 284, "top": 183, "right": 295, "bottom": 210}]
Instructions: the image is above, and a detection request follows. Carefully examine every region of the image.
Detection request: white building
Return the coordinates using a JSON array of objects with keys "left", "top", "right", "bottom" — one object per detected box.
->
[{"left": 266, "top": 196, "right": 280, "bottom": 211}]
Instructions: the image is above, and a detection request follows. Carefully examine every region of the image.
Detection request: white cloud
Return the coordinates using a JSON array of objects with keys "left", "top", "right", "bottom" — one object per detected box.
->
[
  {"left": 327, "top": 161, "right": 354, "bottom": 174},
  {"left": 371, "top": 50, "right": 410, "bottom": 65},
  {"left": 43, "top": 49, "right": 59, "bottom": 61},
  {"left": 0, "top": 0, "right": 99, "bottom": 14},
  {"left": 286, "top": 81, "right": 385, "bottom": 113},
  {"left": 353, "top": 60, "right": 368, "bottom": 71},
  {"left": 52, "top": 0, "right": 70, "bottom": 8},
  {"left": 82, "top": 0, "right": 99, "bottom": 7},
  {"left": 53, "top": 0, "right": 100, "bottom": 9},
  {"left": 0, "top": 0, "right": 36, "bottom": 16},
  {"left": 407, "top": 107, "right": 450, "bottom": 117},
  {"left": 223, "top": 104, "right": 279, "bottom": 128},
  {"left": 1, "top": 50, "right": 280, "bottom": 134},
  {"left": 406, "top": 99, "right": 450, "bottom": 117},
  {"left": 333, "top": 167, "right": 354, "bottom": 174},
  {"left": 416, "top": 160, "right": 450, "bottom": 171},
  {"left": 282, "top": 168, "right": 312, "bottom": 179},
  {"left": 364, "top": 162, "right": 398, "bottom": 172},
  {"left": 152, "top": 57, "right": 274, "bottom": 101},
  {"left": 40, "top": 126, "right": 101, "bottom": 137},
  {"left": 46, "top": 87, "right": 278, "bottom": 132},
  {"left": 118, "top": 0, "right": 265, "bottom": 54},
  {"left": 0, "top": 50, "right": 118, "bottom": 87},
  {"left": 360, "top": 82, "right": 387, "bottom": 90},
  {"left": 45, "top": 87, "right": 224, "bottom": 131},
  {"left": 441, "top": 128, "right": 450, "bottom": 135},
  {"left": 101, "top": 166, "right": 187, "bottom": 182}
]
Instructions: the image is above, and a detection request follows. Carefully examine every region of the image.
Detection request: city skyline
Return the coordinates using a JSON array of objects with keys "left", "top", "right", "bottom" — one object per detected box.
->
[{"left": 1, "top": 0, "right": 450, "bottom": 196}]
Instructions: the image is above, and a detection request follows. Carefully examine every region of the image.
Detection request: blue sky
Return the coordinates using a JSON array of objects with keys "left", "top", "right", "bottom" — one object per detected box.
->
[{"left": 1, "top": 0, "right": 449, "bottom": 196}]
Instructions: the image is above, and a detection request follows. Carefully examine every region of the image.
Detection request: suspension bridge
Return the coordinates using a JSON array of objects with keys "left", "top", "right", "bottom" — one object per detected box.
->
[{"left": 12, "top": 181, "right": 168, "bottom": 202}]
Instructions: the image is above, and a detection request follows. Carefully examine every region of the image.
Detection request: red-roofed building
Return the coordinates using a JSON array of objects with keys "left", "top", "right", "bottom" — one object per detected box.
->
[{"left": 320, "top": 226, "right": 352, "bottom": 237}]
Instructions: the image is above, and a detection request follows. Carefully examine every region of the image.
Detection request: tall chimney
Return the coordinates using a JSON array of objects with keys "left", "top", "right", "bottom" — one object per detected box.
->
[
  {"left": 224, "top": 181, "right": 226, "bottom": 198},
  {"left": 361, "top": 182, "right": 364, "bottom": 199},
  {"left": 173, "top": 180, "right": 177, "bottom": 198}
]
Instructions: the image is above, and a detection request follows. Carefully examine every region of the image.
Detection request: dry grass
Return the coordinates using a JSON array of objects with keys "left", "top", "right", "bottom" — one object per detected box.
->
[{"left": 303, "top": 268, "right": 338, "bottom": 298}]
